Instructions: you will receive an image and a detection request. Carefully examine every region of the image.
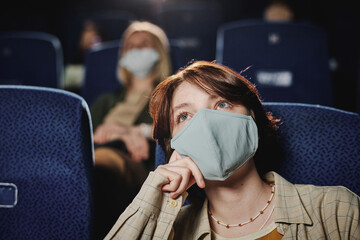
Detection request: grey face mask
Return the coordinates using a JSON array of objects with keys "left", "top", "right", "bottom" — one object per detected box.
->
[
  {"left": 170, "top": 109, "right": 258, "bottom": 181},
  {"left": 119, "top": 48, "right": 159, "bottom": 78}
]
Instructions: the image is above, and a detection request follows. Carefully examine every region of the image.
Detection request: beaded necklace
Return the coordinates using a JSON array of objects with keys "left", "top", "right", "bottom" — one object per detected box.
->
[{"left": 208, "top": 184, "right": 275, "bottom": 229}]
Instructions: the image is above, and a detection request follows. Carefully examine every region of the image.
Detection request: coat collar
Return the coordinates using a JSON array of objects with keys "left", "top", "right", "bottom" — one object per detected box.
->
[
  {"left": 266, "top": 172, "right": 312, "bottom": 225},
  {"left": 191, "top": 199, "right": 211, "bottom": 240}
]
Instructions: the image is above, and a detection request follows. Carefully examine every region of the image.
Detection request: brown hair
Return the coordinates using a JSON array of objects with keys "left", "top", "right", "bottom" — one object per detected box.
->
[{"left": 149, "top": 61, "right": 282, "bottom": 176}]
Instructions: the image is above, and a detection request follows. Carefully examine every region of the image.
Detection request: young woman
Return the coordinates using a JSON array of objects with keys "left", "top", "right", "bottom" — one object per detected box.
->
[
  {"left": 90, "top": 21, "right": 172, "bottom": 239},
  {"left": 104, "top": 61, "right": 359, "bottom": 239}
]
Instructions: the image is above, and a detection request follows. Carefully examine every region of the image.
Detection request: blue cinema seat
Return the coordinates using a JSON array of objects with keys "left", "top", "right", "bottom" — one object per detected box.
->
[
  {"left": 0, "top": 31, "right": 64, "bottom": 88},
  {"left": 357, "top": 61, "right": 360, "bottom": 113},
  {"left": 155, "top": 103, "right": 360, "bottom": 196},
  {"left": 81, "top": 40, "right": 186, "bottom": 106},
  {"left": 156, "top": 2, "right": 222, "bottom": 62},
  {"left": 216, "top": 20, "right": 332, "bottom": 106},
  {"left": 81, "top": 40, "right": 121, "bottom": 106},
  {"left": 0, "top": 86, "right": 94, "bottom": 239}
]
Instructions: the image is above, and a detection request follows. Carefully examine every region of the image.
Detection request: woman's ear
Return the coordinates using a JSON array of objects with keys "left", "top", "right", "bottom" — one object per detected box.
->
[{"left": 249, "top": 109, "right": 256, "bottom": 121}]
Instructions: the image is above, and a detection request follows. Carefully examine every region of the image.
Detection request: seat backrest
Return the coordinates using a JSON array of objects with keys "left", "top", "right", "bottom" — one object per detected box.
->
[
  {"left": 357, "top": 61, "right": 360, "bottom": 113},
  {"left": 0, "top": 31, "right": 64, "bottom": 88},
  {"left": 0, "top": 86, "right": 94, "bottom": 239},
  {"left": 169, "top": 39, "right": 188, "bottom": 72},
  {"left": 155, "top": 103, "right": 360, "bottom": 196},
  {"left": 81, "top": 40, "right": 186, "bottom": 106},
  {"left": 216, "top": 20, "right": 332, "bottom": 106},
  {"left": 263, "top": 103, "right": 360, "bottom": 195},
  {"left": 81, "top": 40, "right": 121, "bottom": 106},
  {"left": 156, "top": 2, "right": 222, "bottom": 62}
]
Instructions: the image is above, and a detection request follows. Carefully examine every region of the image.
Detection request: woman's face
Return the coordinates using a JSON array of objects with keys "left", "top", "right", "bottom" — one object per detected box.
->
[
  {"left": 171, "top": 81, "right": 249, "bottom": 137},
  {"left": 123, "top": 31, "right": 156, "bottom": 52}
]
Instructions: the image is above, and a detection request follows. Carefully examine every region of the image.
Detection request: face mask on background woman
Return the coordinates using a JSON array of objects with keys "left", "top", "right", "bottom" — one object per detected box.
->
[{"left": 119, "top": 48, "right": 159, "bottom": 78}]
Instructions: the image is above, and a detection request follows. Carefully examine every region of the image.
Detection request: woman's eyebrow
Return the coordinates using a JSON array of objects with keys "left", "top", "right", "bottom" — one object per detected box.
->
[
  {"left": 209, "top": 93, "right": 222, "bottom": 100},
  {"left": 172, "top": 102, "right": 190, "bottom": 113}
]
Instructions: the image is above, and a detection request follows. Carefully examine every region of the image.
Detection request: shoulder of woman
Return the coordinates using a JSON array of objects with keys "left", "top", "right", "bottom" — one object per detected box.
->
[
  {"left": 90, "top": 89, "right": 125, "bottom": 110},
  {"left": 276, "top": 184, "right": 359, "bottom": 239},
  {"left": 96, "top": 88, "right": 126, "bottom": 103},
  {"left": 320, "top": 186, "right": 360, "bottom": 210},
  {"left": 294, "top": 184, "right": 360, "bottom": 219},
  {"left": 295, "top": 184, "right": 359, "bottom": 202}
]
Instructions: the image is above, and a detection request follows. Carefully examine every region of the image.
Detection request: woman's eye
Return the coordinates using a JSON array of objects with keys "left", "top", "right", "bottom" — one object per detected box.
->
[
  {"left": 178, "top": 113, "right": 191, "bottom": 123},
  {"left": 216, "top": 101, "right": 230, "bottom": 110}
]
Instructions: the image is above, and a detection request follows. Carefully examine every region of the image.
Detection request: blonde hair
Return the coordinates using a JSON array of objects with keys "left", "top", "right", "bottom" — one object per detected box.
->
[{"left": 117, "top": 21, "right": 172, "bottom": 87}]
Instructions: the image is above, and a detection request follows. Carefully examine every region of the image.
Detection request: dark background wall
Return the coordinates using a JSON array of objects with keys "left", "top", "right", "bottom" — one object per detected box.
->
[{"left": 1, "top": 0, "right": 359, "bottom": 112}]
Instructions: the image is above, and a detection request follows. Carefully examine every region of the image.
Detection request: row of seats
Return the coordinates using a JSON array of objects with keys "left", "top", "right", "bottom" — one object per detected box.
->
[
  {"left": 80, "top": 20, "right": 339, "bottom": 107},
  {"left": 1, "top": 19, "right": 359, "bottom": 110},
  {"left": 0, "top": 31, "right": 64, "bottom": 88},
  {"left": 1, "top": 86, "right": 359, "bottom": 239},
  {"left": 59, "top": 5, "right": 221, "bottom": 65}
]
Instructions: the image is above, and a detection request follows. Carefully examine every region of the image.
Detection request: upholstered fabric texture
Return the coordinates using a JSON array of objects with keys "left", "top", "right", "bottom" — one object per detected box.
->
[
  {"left": 0, "top": 86, "right": 94, "bottom": 239},
  {"left": 264, "top": 103, "right": 360, "bottom": 194}
]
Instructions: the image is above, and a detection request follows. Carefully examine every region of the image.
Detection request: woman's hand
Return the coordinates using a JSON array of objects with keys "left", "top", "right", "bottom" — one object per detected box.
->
[
  {"left": 94, "top": 123, "right": 149, "bottom": 162},
  {"left": 118, "top": 125, "right": 149, "bottom": 163},
  {"left": 155, "top": 151, "right": 205, "bottom": 199},
  {"left": 93, "top": 122, "right": 128, "bottom": 144}
]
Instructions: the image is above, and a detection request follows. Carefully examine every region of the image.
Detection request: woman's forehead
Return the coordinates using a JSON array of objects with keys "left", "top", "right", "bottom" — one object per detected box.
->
[
  {"left": 124, "top": 32, "right": 154, "bottom": 47},
  {"left": 171, "top": 82, "right": 219, "bottom": 109},
  {"left": 172, "top": 81, "right": 205, "bottom": 99},
  {"left": 128, "top": 31, "right": 152, "bottom": 40}
]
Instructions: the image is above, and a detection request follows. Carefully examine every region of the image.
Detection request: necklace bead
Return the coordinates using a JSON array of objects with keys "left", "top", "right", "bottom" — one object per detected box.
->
[{"left": 209, "top": 184, "right": 275, "bottom": 229}]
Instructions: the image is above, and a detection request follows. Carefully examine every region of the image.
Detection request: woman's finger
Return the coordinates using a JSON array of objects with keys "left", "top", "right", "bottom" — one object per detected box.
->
[
  {"left": 183, "top": 157, "right": 205, "bottom": 189},
  {"left": 168, "top": 167, "right": 191, "bottom": 198},
  {"left": 93, "top": 130, "right": 105, "bottom": 144},
  {"left": 155, "top": 166, "right": 182, "bottom": 192},
  {"left": 155, "top": 161, "right": 205, "bottom": 199},
  {"left": 168, "top": 150, "right": 183, "bottom": 163},
  {"left": 124, "top": 133, "right": 149, "bottom": 162},
  {"left": 168, "top": 155, "right": 205, "bottom": 189}
]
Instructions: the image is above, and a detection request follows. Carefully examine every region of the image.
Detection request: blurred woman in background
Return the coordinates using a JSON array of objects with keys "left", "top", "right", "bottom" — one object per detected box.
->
[{"left": 90, "top": 20, "right": 172, "bottom": 239}]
